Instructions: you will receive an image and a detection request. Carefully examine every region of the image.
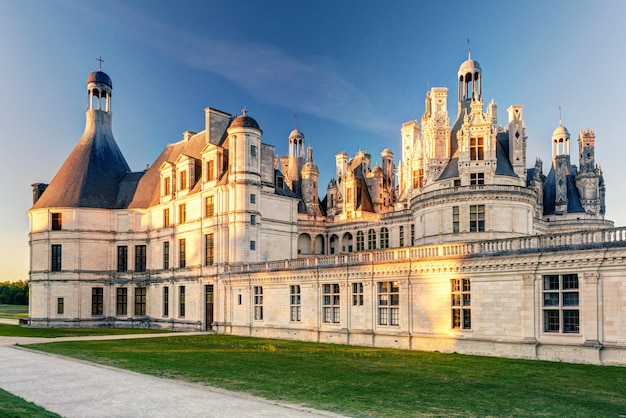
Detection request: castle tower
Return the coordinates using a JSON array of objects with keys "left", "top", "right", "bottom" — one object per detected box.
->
[
  {"left": 226, "top": 109, "right": 263, "bottom": 263},
  {"left": 450, "top": 54, "right": 482, "bottom": 157},
  {"left": 552, "top": 123, "right": 571, "bottom": 215},
  {"left": 576, "top": 129, "right": 602, "bottom": 215},
  {"left": 301, "top": 146, "right": 322, "bottom": 216},
  {"left": 507, "top": 105, "right": 527, "bottom": 178},
  {"left": 381, "top": 148, "right": 395, "bottom": 208},
  {"left": 287, "top": 127, "right": 305, "bottom": 184}
]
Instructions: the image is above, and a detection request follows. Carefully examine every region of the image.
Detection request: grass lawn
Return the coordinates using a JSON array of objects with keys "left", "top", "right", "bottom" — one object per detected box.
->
[
  {"left": 27, "top": 335, "right": 626, "bottom": 417},
  {"left": 0, "top": 304, "right": 28, "bottom": 319},
  {"left": 0, "top": 323, "right": 173, "bottom": 338},
  {"left": 0, "top": 388, "right": 60, "bottom": 418}
]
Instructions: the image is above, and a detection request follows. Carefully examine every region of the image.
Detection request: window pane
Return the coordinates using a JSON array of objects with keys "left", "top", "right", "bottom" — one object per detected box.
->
[
  {"left": 543, "top": 293, "right": 559, "bottom": 307},
  {"left": 544, "top": 275, "right": 559, "bottom": 290},
  {"left": 544, "top": 310, "right": 560, "bottom": 332},
  {"left": 563, "top": 310, "right": 580, "bottom": 333},
  {"left": 563, "top": 274, "right": 579, "bottom": 290},
  {"left": 563, "top": 292, "right": 579, "bottom": 306}
]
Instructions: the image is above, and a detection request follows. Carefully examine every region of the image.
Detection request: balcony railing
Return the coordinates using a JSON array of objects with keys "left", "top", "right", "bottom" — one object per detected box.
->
[{"left": 223, "top": 227, "right": 626, "bottom": 274}]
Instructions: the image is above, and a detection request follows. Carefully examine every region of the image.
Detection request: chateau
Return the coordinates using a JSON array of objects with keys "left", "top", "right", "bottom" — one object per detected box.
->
[{"left": 28, "top": 54, "right": 626, "bottom": 365}]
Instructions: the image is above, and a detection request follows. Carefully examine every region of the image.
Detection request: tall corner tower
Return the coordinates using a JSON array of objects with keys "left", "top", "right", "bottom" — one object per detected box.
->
[{"left": 226, "top": 109, "right": 263, "bottom": 263}]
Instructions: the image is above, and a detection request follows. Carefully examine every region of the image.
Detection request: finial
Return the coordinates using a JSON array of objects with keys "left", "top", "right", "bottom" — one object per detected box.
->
[
  {"left": 467, "top": 37, "right": 471, "bottom": 59},
  {"left": 295, "top": 113, "right": 299, "bottom": 130},
  {"left": 97, "top": 56, "right": 104, "bottom": 71},
  {"left": 242, "top": 107, "right": 248, "bottom": 116},
  {"left": 559, "top": 105, "right": 562, "bottom": 125}
]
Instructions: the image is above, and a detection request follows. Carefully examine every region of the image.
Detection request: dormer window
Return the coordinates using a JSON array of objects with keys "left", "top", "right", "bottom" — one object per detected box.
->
[
  {"left": 207, "top": 160, "right": 215, "bottom": 181},
  {"left": 51, "top": 213, "right": 62, "bottom": 230},
  {"left": 470, "top": 173, "right": 485, "bottom": 185},
  {"left": 163, "top": 177, "right": 171, "bottom": 195},
  {"left": 180, "top": 171, "right": 187, "bottom": 190},
  {"left": 470, "top": 137, "right": 484, "bottom": 160}
]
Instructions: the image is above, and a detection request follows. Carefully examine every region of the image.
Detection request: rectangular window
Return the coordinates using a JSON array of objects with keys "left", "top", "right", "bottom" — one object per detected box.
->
[
  {"left": 180, "top": 170, "right": 187, "bottom": 190},
  {"left": 250, "top": 214, "right": 256, "bottom": 225},
  {"left": 451, "top": 279, "right": 471, "bottom": 329},
  {"left": 179, "top": 238, "right": 186, "bottom": 268},
  {"left": 179, "top": 286, "right": 185, "bottom": 317},
  {"left": 135, "top": 245, "right": 146, "bottom": 272},
  {"left": 470, "top": 172, "right": 485, "bottom": 185},
  {"left": 367, "top": 229, "right": 376, "bottom": 250},
  {"left": 205, "top": 234, "right": 214, "bottom": 266},
  {"left": 470, "top": 137, "right": 484, "bottom": 160},
  {"left": 207, "top": 160, "right": 215, "bottom": 181},
  {"left": 399, "top": 225, "right": 404, "bottom": 247},
  {"left": 411, "top": 224, "right": 415, "bottom": 246},
  {"left": 290, "top": 285, "right": 301, "bottom": 322},
  {"left": 469, "top": 205, "right": 485, "bottom": 232},
  {"left": 254, "top": 286, "right": 263, "bottom": 320},
  {"left": 163, "top": 208, "right": 170, "bottom": 227},
  {"left": 378, "top": 281, "right": 399, "bottom": 326},
  {"left": 322, "top": 283, "right": 340, "bottom": 324},
  {"left": 116, "top": 287, "right": 127, "bottom": 316},
  {"left": 51, "top": 213, "right": 62, "bottom": 230},
  {"left": 412, "top": 168, "right": 424, "bottom": 189},
  {"left": 57, "top": 297, "right": 64, "bottom": 315},
  {"left": 352, "top": 282, "right": 364, "bottom": 306},
  {"left": 250, "top": 240, "right": 256, "bottom": 251},
  {"left": 92, "top": 287, "right": 103, "bottom": 316},
  {"left": 116, "top": 246, "right": 128, "bottom": 272},
  {"left": 347, "top": 187, "right": 353, "bottom": 204},
  {"left": 179, "top": 204, "right": 186, "bottom": 224},
  {"left": 250, "top": 194, "right": 256, "bottom": 204},
  {"left": 205, "top": 196, "right": 214, "bottom": 217},
  {"left": 251, "top": 144, "right": 257, "bottom": 157},
  {"left": 163, "top": 176, "right": 171, "bottom": 196},
  {"left": 452, "top": 206, "right": 460, "bottom": 233},
  {"left": 51, "top": 244, "right": 62, "bottom": 272},
  {"left": 543, "top": 274, "right": 579, "bottom": 333},
  {"left": 163, "top": 241, "right": 170, "bottom": 269},
  {"left": 356, "top": 232, "right": 364, "bottom": 251},
  {"left": 163, "top": 287, "right": 169, "bottom": 317},
  {"left": 380, "top": 228, "right": 389, "bottom": 249},
  {"left": 135, "top": 287, "right": 146, "bottom": 316}
]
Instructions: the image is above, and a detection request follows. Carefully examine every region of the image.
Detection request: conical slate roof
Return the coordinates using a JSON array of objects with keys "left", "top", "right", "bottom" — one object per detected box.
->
[{"left": 31, "top": 110, "right": 130, "bottom": 209}]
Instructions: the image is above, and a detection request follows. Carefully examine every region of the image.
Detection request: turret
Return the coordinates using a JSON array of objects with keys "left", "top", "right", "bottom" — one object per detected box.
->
[
  {"left": 301, "top": 146, "right": 322, "bottom": 216},
  {"left": 507, "top": 105, "right": 527, "bottom": 178},
  {"left": 226, "top": 109, "right": 263, "bottom": 263},
  {"left": 551, "top": 123, "right": 571, "bottom": 215}
]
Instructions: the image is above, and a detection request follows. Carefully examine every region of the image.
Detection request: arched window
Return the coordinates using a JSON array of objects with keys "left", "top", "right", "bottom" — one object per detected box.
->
[
  {"left": 368, "top": 229, "right": 376, "bottom": 250},
  {"left": 380, "top": 227, "right": 389, "bottom": 249},
  {"left": 356, "top": 231, "right": 364, "bottom": 252}
]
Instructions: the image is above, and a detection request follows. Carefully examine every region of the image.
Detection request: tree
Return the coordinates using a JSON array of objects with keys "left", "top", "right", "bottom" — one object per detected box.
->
[{"left": 0, "top": 280, "right": 28, "bottom": 305}]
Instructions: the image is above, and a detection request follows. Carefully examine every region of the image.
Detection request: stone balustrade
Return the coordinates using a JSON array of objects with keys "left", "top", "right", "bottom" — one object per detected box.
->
[{"left": 223, "top": 226, "right": 626, "bottom": 273}]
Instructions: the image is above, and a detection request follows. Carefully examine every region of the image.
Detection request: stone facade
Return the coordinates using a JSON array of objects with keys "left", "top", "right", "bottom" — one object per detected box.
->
[{"left": 28, "top": 56, "right": 626, "bottom": 365}]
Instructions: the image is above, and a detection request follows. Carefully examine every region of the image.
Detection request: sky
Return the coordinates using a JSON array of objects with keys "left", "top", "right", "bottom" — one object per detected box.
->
[{"left": 1, "top": 0, "right": 625, "bottom": 281}]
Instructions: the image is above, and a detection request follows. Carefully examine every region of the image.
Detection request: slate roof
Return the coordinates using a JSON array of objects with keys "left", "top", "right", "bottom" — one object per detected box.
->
[
  {"left": 31, "top": 112, "right": 130, "bottom": 209},
  {"left": 437, "top": 132, "right": 518, "bottom": 181},
  {"left": 542, "top": 165, "right": 586, "bottom": 215}
]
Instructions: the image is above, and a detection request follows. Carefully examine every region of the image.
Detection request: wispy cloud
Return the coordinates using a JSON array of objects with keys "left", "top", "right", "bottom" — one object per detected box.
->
[{"left": 61, "top": 0, "right": 395, "bottom": 135}]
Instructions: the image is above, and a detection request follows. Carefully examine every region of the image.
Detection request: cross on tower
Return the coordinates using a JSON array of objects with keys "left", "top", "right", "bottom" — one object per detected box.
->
[{"left": 97, "top": 56, "right": 104, "bottom": 71}]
